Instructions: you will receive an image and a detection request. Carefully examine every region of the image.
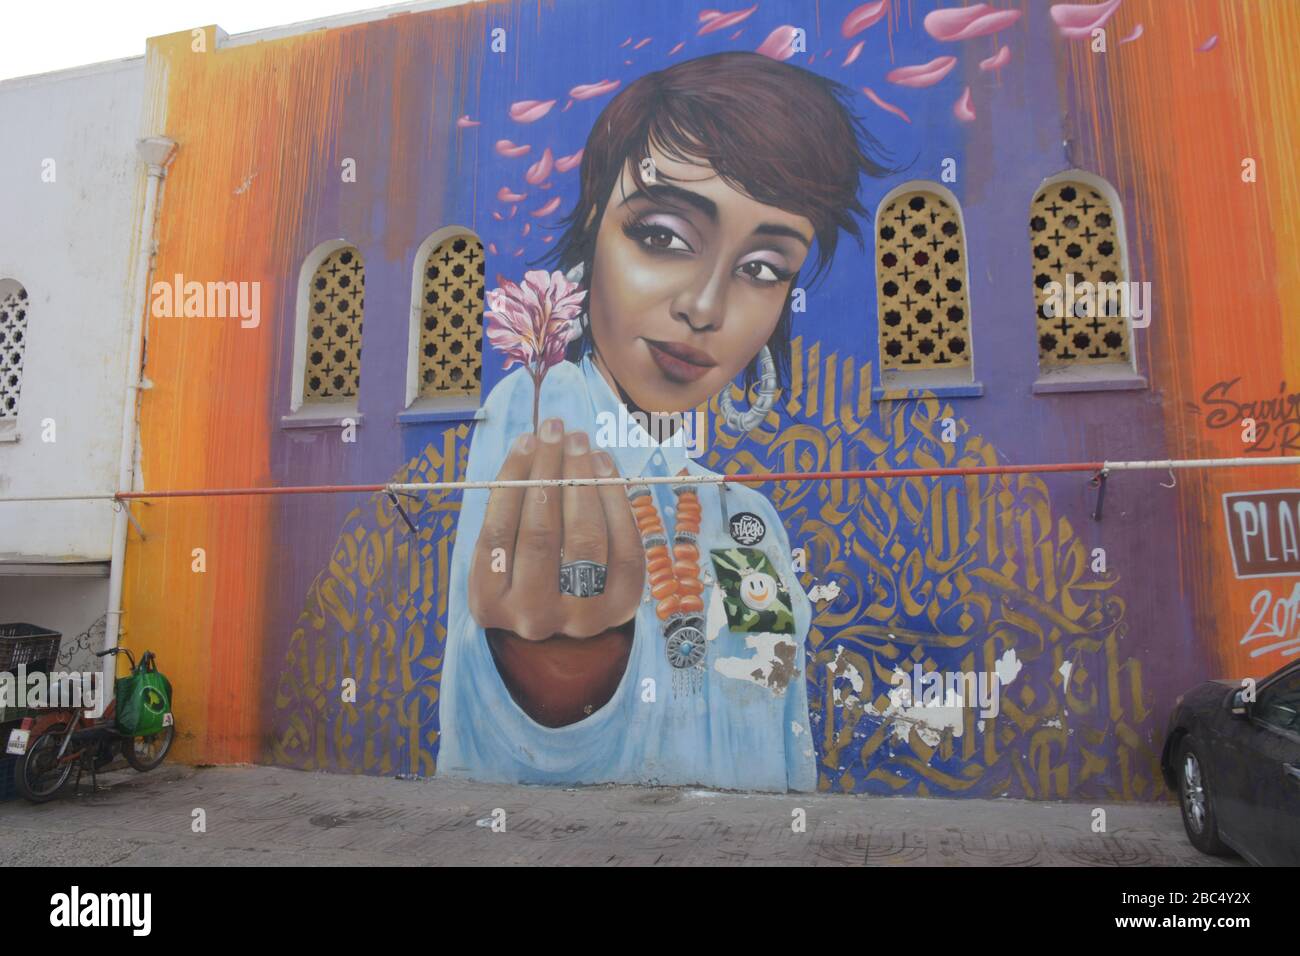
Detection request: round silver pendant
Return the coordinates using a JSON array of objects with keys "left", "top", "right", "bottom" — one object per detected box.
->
[{"left": 665, "top": 625, "right": 706, "bottom": 670}]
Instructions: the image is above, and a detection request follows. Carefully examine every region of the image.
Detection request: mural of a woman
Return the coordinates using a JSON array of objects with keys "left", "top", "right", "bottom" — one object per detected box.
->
[{"left": 438, "top": 52, "right": 890, "bottom": 790}]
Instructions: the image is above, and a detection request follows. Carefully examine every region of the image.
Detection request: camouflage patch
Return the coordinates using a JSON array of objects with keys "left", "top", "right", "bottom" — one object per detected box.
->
[{"left": 709, "top": 547, "right": 794, "bottom": 635}]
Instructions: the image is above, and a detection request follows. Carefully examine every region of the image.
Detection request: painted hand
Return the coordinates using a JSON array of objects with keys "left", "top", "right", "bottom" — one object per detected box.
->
[{"left": 468, "top": 418, "right": 646, "bottom": 640}]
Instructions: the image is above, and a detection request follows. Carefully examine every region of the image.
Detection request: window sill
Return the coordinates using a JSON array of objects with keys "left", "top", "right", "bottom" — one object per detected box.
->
[
  {"left": 0, "top": 427, "right": 19, "bottom": 444},
  {"left": 1032, "top": 366, "right": 1147, "bottom": 394},
  {"left": 280, "top": 404, "right": 363, "bottom": 429},
  {"left": 873, "top": 368, "right": 983, "bottom": 401},
  {"left": 397, "top": 396, "right": 483, "bottom": 425}
]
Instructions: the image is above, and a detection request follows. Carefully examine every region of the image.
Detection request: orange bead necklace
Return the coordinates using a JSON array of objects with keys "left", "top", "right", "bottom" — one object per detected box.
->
[{"left": 629, "top": 469, "right": 707, "bottom": 670}]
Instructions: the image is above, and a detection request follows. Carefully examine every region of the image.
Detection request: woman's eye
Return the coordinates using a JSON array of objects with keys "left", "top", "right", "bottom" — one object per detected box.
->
[
  {"left": 643, "top": 227, "right": 689, "bottom": 251},
  {"left": 738, "top": 260, "right": 784, "bottom": 283}
]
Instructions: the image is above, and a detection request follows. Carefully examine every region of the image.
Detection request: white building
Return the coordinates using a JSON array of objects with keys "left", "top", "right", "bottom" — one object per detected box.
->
[{"left": 0, "top": 56, "right": 152, "bottom": 671}]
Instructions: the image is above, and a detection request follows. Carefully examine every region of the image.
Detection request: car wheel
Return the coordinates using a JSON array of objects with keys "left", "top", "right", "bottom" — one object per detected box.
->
[{"left": 1176, "top": 737, "right": 1232, "bottom": 856}]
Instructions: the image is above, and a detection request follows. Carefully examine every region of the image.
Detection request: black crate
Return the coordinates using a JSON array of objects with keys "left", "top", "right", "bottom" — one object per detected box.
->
[{"left": 0, "top": 623, "right": 63, "bottom": 676}]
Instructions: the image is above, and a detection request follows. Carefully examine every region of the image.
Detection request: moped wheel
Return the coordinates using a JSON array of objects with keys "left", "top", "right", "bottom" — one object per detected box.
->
[
  {"left": 123, "top": 721, "right": 175, "bottom": 772},
  {"left": 15, "top": 723, "right": 75, "bottom": 803}
]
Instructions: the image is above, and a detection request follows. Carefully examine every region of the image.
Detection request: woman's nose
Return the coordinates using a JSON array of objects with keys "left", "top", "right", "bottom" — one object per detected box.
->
[{"left": 669, "top": 263, "right": 727, "bottom": 332}]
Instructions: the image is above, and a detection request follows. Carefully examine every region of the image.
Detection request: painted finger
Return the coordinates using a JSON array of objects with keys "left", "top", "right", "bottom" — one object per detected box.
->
[
  {"left": 509, "top": 417, "right": 566, "bottom": 638},
  {"left": 559, "top": 430, "right": 608, "bottom": 590},
  {"left": 468, "top": 432, "right": 535, "bottom": 624}
]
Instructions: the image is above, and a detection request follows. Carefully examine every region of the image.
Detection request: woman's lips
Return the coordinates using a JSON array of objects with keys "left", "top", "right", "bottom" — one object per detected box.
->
[{"left": 644, "top": 339, "right": 717, "bottom": 383}]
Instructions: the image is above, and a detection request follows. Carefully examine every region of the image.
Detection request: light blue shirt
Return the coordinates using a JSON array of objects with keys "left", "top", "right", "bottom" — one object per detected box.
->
[{"left": 437, "top": 355, "right": 816, "bottom": 791}]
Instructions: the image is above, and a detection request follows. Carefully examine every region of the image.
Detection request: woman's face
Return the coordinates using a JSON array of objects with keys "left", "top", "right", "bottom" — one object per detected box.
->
[{"left": 586, "top": 145, "right": 815, "bottom": 414}]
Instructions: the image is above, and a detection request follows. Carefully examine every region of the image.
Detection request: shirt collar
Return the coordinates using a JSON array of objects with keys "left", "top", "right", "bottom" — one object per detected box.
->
[{"left": 582, "top": 355, "right": 695, "bottom": 478}]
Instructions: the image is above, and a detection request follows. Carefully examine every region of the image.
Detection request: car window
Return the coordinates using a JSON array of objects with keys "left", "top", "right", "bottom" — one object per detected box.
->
[{"left": 1255, "top": 668, "right": 1300, "bottom": 734}]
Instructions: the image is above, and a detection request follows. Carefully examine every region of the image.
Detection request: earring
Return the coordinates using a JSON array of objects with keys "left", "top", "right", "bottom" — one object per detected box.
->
[{"left": 718, "top": 345, "right": 778, "bottom": 435}]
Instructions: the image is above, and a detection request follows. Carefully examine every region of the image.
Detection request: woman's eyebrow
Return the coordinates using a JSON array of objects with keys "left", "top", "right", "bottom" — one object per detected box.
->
[
  {"left": 619, "top": 182, "right": 717, "bottom": 222},
  {"left": 754, "top": 223, "right": 811, "bottom": 247}
]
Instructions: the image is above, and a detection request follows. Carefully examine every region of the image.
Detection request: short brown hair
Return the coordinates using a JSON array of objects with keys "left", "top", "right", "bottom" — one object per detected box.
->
[{"left": 549, "top": 51, "right": 891, "bottom": 388}]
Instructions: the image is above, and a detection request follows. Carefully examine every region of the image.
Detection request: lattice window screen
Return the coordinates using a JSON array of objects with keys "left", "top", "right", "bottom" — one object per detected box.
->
[
  {"left": 876, "top": 191, "right": 972, "bottom": 371},
  {"left": 1030, "top": 182, "right": 1130, "bottom": 366},
  {"left": 0, "top": 284, "right": 29, "bottom": 420},
  {"left": 304, "top": 247, "right": 365, "bottom": 401},
  {"left": 419, "top": 234, "right": 484, "bottom": 397}
]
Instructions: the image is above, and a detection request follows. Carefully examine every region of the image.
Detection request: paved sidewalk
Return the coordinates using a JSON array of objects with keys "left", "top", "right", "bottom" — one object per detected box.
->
[{"left": 0, "top": 764, "right": 1241, "bottom": 866}]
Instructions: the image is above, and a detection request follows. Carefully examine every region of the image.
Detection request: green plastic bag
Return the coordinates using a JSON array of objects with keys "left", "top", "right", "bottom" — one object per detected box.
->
[{"left": 115, "top": 666, "right": 173, "bottom": 736}]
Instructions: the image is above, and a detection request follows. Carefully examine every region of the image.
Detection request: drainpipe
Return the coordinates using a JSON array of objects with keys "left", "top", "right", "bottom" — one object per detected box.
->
[{"left": 103, "top": 136, "right": 177, "bottom": 690}]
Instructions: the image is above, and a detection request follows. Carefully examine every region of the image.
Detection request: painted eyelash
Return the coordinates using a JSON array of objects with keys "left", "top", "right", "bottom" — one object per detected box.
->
[
  {"left": 623, "top": 216, "right": 793, "bottom": 283},
  {"left": 621, "top": 216, "right": 678, "bottom": 245}
]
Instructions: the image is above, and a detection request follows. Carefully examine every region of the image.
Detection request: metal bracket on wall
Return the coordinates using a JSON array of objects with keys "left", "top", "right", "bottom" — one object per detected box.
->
[
  {"left": 114, "top": 499, "right": 148, "bottom": 541},
  {"left": 385, "top": 491, "right": 418, "bottom": 534},
  {"left": 1090, "top": 469, "right": 1109, "bottom": 521}
]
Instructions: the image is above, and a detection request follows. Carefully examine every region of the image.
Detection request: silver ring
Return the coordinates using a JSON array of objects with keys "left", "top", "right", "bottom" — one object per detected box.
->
[{"left": 559, "top": 560, "right": 607, "bottom": 598}]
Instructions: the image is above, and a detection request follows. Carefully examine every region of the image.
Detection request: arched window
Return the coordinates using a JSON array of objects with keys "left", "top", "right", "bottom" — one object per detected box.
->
[
  {"left": 411, "top": 230, "right": 484, "bottom": 402},
  {"left": 875, "top": 184, "right": 976, "bottom": 392},
  {"left": 0, "top": 279, "right": 29, "bottom": 424},
  {"left": 1030, "top": 176, "right": 1132, "bottom": 369},
  {"left": 300, "top": 244, "right": 365, "bottom": 405}
]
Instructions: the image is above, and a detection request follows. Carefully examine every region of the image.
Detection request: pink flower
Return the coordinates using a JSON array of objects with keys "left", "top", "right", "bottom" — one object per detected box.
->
[{"left": 486, "top": 270, "right": 586, "bottom": 374}]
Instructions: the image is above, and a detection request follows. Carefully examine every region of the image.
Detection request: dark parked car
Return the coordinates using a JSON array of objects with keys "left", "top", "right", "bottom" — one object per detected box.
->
[{"left": 1161, "top": 659, "right": 1300, "bottom": 865}]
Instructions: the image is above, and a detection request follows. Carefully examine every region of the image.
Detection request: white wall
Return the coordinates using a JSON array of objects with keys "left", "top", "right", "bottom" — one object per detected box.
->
[
  {"left": 0, "top": 573, "right": 108, "bottom": 672},
  {"left": 0, "top": 58, "right": 147, "bottom": 562}
]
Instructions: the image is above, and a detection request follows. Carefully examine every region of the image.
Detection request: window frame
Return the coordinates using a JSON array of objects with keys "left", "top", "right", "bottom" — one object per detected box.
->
[
  {"left": 1029, "top": 169, "right": 1148, "bottom": 394},
  {"left": 283, "top": 238, "right": 365, "bottom": 427},
  {"left": 399, "top": 225, "right": 485, "bottom": 424},
  {"left": 0, "top": 277, "right": 30, "bottom": 441},
  {"left": 871, "top": 180, "right": 983, "bottom": 401}
]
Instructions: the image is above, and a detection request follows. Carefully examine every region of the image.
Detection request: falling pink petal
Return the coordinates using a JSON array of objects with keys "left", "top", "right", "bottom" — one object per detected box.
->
[
  {"left": 625, "top": 59, "right": 633, "bottom": 65},
  {"left": 862, "top": 87, "right": 911, "bottom": 123},
  {"left": 843, "top": 41, "right": 865, "bottom": 66},
  {"left": 926, "top": 4, "right": 1022, "bottom": 42},
  {"left": 521, "top": 223, "right": 531, "bottom": 237},
  {"left": 495, "top": 139, "right": 531, "bottom": 158},
  {"left": 886, "top": 56, "right": 958, "bottom": 87},
  {"left": 808, "top": 53, "right": 816, "bottom": 63},
  {"left": 555, "top": 149, "right": 584, "bottom": 173},
  {"left": 570, "top": 78, "right": 621, "bottom": 100},
  {"left": 634, "top": 37, "right": 652, "bottom": 50},
  {"left": 698, "top": 4, "right": 757, "bottom": 35},
  {"left": 824, "top": 48, "right": 833, "bottom": 58},
  {"left": 492, "top": 211, "right": 504, "bottom": 221},
  {"left": 1049, "top": 0, "right": 1123, "bottom": 40},
  {"left": 542, "top": 236, "right": 555, "bottom": 244},
  {"left": 513, "top": 248, "right": 524, "bottom": 257},
  {"left": 509, "top": 205, "right": 518, "bottom": 219},
  {"left": 757, "top": 25, "right": 801, "bottom": 61},
  {"left": 562, "top": 99, "right": 574, "bottom": 112},
  {"left": 728, "top": 30, "right": 743, "bottom": 40},
  {"left": 699, "top": 10, "right": 721, "bottom": 22},
  {"left": 669, "top": 41, "right": 685, "bottom": 55},
  {"left": 539, "top": 182, "right": 553, "bottom": 190},
  {"left": 620, "top": 36, "right": 632, "bottom": 48},
  {"left": 497, "top": 186, "right": 527, "bottom": 203},
  {"left": 509, "top": 99, "right": 557, "bottom": 124},
  {"left": 1196, "top": 34, "right": 1218, "bottom": 52},
  {"left": 842, "top": 1, "right": 889, "bottom": 38},
  {"left": 525, "top": 148, "right": 554, "bottom": 185},
  {"left": 1119, "top": 23, "right": 1143, "bottom": 44},
  {"left": 488, "top": 242, "right": 498, "bottom": 255},
  {"left": 979, "top": 45, "right": 1011, "bottom": 71},
  {"left": 456, "top": 115, "right": 480, "bottom": 128},
  {"left": 953, "top": 87, "right": 976, "bottom": 122},
  {"left": 531, "top": 196, "right": 563, "bottom": 218}
]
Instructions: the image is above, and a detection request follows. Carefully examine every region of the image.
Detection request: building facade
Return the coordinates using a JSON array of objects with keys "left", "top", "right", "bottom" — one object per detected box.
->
[{"left": 4, "top": 0, "right": 1298, "bottom": 798}]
